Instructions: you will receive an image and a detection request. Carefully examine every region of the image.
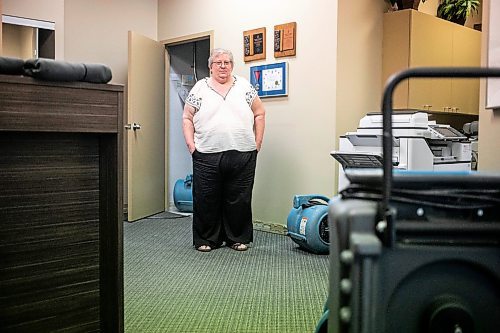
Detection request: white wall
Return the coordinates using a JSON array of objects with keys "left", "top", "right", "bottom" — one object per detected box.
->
[{"left": 159, "top": 0, "right": 339, "bottom": 225}]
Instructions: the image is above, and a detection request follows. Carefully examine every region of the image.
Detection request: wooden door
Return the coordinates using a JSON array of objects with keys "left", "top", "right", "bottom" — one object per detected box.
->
[{"left": 127, "top": 31, "right": 165, "bottom": 221}]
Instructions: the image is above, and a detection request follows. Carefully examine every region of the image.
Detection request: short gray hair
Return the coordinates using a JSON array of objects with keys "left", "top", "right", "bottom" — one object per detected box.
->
[{"left": 208, "top": 48, "right": 234, "bottom": 68}]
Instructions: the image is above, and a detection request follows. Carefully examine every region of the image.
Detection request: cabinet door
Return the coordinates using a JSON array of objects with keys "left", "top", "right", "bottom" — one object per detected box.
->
[
  {"left": 451, "top": 26, "right": 481, "bottom": 114},
  {"left": 408, "top": 11, "right": 453, "bottom": 112},
  {"left": 383, "top": 10, "right": 411, "bottom": 110}
]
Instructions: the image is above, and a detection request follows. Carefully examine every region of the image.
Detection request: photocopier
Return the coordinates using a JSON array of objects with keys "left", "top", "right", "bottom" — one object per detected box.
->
[{"left": 332, "top": 111, "right": 472, "bottom": 191}]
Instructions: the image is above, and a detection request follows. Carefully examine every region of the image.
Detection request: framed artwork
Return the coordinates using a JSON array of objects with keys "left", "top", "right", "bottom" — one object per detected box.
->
[
  {"left": 274, "top": 22, "right": 296, "bottom": 58},
  {"left": 243, "top": 27, "right": 266, "bottom": 62},
  {"left": 250, "top": 62, "right": 288, "bottom": 98}
]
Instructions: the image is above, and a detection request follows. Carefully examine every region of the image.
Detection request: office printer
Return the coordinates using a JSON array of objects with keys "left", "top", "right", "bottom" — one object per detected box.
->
[{"left": 332, "top": 111, "right": 472, "bottom": 191}]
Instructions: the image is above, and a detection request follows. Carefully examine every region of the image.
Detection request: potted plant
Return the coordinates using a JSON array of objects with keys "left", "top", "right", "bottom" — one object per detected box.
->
[{"left": 437, "top": 0, "right": 480, "bottom": 25}]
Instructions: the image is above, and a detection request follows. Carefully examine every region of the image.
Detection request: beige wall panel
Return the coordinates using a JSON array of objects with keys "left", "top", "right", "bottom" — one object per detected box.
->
[
  {"left": 336, "top": 0, "right": 386, "bottom": 188},
  {"left": 2, "top": 0, "right": 64, "bottom": 59},
  {"left": 159, "top": 0, "right": 339, "bottom": 225},
  {"left": 479, "top": 0, "right": 500, "bottom": 171},
  {"left": 64, "top": 0, "right": 157, "bottom": 85},
  {"left": 337, "top": 0, "right": 386, "bottom": 135}
]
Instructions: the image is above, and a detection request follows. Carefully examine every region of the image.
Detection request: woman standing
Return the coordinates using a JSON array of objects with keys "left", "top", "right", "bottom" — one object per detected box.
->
[{"left": 182, "top": 48, "right": 266, "bottom": 252}]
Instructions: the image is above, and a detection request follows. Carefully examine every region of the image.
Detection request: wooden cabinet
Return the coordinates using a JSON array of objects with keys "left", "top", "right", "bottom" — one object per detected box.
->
[
  {"left": 0, "top": 75, "right": 124, "bottom": 332},
  {"left": 383, "top": 9, "right": 481, "bottom": 114}
]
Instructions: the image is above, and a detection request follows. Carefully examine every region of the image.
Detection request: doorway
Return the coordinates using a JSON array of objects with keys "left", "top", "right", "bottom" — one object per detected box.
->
[
  {"left": 125, "top": 32, "right": 211, "bottom": 221},
  {"left": 165, "top": 36, "right": 210, "bottom": 211}
]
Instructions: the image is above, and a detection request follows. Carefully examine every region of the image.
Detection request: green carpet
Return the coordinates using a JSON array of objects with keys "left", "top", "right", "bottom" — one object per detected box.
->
[{"left": 124, "top": 213, "right": 329, "bottom": 333}]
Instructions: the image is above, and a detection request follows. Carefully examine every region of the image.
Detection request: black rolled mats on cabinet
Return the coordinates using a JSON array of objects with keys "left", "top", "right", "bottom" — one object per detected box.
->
[
  {"left": 0, "top": 56, "right": 112, "bottom": 83},
  {"left": 23, "top": 58, "right": 112, "bottom": 83}
]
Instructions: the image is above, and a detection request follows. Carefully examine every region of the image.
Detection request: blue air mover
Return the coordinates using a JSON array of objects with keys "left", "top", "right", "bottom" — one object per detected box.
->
[
  {"left": 173, "top": 174, "right": 193, "bottom": 212},
  {"left": 314, "top": 297, "right": 329, "bottom": 333},
  {"left": 286, "top": 195, "right": 330, "bottom": 254}
]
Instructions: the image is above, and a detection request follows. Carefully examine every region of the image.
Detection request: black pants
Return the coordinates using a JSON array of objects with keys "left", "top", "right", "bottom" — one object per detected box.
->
[{"left": 191, "top": 150, "right": 257, "bottom": 248}]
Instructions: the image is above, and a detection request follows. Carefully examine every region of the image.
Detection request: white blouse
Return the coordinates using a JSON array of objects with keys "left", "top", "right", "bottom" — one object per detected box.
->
[{"left": 185, "top": 75, "right": 258, "bottom": 153}]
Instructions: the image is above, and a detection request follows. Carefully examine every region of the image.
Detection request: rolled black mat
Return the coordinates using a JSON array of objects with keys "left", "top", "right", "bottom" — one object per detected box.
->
[
  {"left": 83, "top": 63, "right": 113, "bottom": 83},
  {"left": 0, "top": 56, "right": 26, "bottom": 75},
  {"left": 24, "top": 58, "right": 86, "bottom": 82},
  {"left": 23, "top": 58, "right": 112, "bottom": 83}
]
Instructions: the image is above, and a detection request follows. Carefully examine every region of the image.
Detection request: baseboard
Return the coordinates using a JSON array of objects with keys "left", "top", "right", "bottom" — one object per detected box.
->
[
  {"left": 167, "top": 208, "right": 192, "bottom": 217},
  {"left": 253, "top": 220, "right": 287, "bottom": 235}
]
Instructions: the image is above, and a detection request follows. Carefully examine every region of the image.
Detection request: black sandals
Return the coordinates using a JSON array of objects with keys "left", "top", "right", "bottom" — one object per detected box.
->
[
  {"left": 230, "top": 243, "right": 248, "bottom": 251},
  {"left": 196, "top": 245, "right": 212, "bottom": 252}
]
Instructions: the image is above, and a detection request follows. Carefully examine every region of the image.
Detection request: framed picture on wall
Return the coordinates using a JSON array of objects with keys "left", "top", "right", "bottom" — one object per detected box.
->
[
  {"left": 274, "top": 22, "right": 296, "bottom": 58},
  {"left": 250, "top": 62, "right": 288, "bottom": 98},
  {"left": 243, "top": 27, "right": 266, "bottom": 62}
]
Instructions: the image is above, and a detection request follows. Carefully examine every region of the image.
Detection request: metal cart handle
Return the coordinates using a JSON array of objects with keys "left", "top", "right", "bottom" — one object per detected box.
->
[{"left": 380, "top": 67, "right": 500, "bottom": 242}]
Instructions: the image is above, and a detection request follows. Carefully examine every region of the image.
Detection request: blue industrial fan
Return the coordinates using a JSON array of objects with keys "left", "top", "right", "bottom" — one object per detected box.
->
[
  {"left": 286, "top": 195, "right": 330, "bottom": 254},
  {"left": 173, "top": 174, "right": 193, "bottom": 212}
]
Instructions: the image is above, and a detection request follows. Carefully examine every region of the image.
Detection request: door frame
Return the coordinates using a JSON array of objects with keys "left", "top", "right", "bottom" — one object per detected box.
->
[{"left": 160, "top": 31, "right": 213, "bottom": 210}]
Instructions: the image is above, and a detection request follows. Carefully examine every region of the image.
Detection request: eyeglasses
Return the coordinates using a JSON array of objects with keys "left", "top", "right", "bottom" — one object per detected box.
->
[{"left": 213, "top": 61, "right": 232, "bottom": 68}]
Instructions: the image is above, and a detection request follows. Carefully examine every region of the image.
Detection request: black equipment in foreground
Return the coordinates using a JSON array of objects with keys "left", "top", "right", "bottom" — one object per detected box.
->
[{"left": 327, "top": 67, "right": 500, "bottom": 333}]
